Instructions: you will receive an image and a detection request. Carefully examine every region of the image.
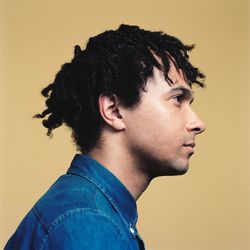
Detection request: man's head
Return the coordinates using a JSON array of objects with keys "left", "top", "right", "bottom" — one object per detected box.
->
[
  {"left": 113, "top": 61, "right": 206, "bottom": 177},
  {"left": 35, "top": 24, "right": 205, "bottom": 176}
]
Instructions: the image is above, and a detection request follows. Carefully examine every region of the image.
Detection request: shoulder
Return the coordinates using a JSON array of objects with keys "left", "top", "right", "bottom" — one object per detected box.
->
[
  {"left": 34, "top": 173, "right": 113, "bottom": 229},
  {"left": 40, "top": 208, "right": 126, "bottom": 249},
  {"left": 5, "top": 173, "right": 127, "bottom": 249},
  {"left": 5, "top": 208, "right": 127, "bottom": 250}
]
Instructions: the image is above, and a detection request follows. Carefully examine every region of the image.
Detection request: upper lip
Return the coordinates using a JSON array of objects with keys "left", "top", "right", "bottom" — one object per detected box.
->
[{"left": 183, "top": 142, "right": 195, "bottom": 148}]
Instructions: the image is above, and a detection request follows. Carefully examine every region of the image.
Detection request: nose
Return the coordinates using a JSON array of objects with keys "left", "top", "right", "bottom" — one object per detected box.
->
[{"left": 186, "top": 111, "right": 206, "bottom": 135}]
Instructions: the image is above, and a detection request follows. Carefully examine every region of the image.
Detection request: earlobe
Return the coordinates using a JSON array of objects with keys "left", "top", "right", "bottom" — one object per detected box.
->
[{"left": 98, "top": 93, "right": 125, "bottom": 131}]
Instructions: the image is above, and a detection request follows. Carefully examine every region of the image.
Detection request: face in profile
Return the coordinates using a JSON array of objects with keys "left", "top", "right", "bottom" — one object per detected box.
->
[{"left": 122, "top": 62, "right": 206, "bottom": 178}]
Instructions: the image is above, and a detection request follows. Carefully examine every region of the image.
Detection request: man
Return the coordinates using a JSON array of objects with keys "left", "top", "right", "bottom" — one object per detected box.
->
[{"left": 5, "top": 24, "right": 206, "bottom": 249}]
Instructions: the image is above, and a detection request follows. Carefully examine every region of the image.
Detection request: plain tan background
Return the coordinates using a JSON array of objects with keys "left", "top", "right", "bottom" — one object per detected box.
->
[{"left": 1, "top": 0, "right": 249, "bottom": 249}]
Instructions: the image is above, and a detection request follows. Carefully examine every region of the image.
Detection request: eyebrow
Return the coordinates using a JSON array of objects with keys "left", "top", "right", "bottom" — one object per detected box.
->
[{"left": 168, "top": 86, "right": 194, "bottom": 102}]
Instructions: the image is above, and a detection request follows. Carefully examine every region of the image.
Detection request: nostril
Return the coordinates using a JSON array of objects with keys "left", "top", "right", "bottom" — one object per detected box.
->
[
  {"left": 193, "top": 127, "right": 201, "bottom": 134},
  {"left": 193, "top": 124, "right": 206, "bottom": 134}
]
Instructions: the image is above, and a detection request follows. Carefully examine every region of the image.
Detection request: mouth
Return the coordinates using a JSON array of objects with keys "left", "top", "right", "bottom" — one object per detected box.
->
[{"left": 183, "top": 142, "right": 195, "bottom": 155}]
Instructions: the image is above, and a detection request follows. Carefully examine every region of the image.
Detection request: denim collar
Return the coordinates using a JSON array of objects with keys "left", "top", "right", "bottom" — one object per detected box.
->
[{"left": 67, "top": 154, "right": 138, "bottom": 228}]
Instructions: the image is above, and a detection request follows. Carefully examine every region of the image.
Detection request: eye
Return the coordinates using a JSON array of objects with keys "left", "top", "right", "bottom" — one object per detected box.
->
[{"left": 172, "top": 95, "right": 183, "bottom": 104}]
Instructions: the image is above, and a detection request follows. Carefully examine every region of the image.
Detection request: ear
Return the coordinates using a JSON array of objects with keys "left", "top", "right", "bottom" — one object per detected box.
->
[{"left": 98, "top": 93, "right": 125, "bottom": 131}]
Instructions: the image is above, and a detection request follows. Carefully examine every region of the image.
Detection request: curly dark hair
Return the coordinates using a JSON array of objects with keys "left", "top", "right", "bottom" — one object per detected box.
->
[{"left": 34, "top": 24, "right": 205, "bottom": 153}]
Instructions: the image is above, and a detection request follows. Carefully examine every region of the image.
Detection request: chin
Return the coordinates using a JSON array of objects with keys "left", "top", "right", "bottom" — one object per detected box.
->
[
  {"left": 172, "top": 160, "right": 190, "bottom": 175},
  {"left": 150, "top": 161, "right": 189, "bottom": 177},
  {"left": 171, "top": 166, "right": 189, "bottom": 176},
  {"left": 163, "top": 158, "right": 190, "bottom": 176}
]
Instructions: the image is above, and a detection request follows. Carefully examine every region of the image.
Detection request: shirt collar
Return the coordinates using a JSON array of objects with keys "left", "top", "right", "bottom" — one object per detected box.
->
[{"left": 67, "top": 154, "right": 138, "bottom": 227}]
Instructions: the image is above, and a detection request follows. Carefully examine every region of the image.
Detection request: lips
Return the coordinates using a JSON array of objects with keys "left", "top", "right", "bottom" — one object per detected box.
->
[
  {"left": 183, "top": 142, "right": 195, "bottom": 148},
  {"left": 183, "top": 142, "right": 195, "bottom": 155}
]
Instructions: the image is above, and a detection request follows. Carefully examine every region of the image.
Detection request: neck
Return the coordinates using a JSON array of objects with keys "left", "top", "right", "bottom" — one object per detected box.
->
[{"left": 87, "top": 144, "right": 151, "bottom": 201}]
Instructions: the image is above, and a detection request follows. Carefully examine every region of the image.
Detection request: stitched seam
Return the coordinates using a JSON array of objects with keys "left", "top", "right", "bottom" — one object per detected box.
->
[
  {"left": 39, "top": 208, "right": 126, "bottom": 249},
  {"left": 33, "top": 206, "right": 49, "bottom": 234},
  {"left": 68, "top": 171, "right": 129, "bottom": 228}
]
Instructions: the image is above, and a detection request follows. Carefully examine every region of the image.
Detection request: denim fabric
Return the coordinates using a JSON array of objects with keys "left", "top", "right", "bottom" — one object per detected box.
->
[{"left": 5, "top": 154, "right": 145, "bottom": 250}]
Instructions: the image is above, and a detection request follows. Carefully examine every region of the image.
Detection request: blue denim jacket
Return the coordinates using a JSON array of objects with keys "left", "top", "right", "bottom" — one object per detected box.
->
[{"left": 5, "top": 154, "right": 145, "bottom": 249}]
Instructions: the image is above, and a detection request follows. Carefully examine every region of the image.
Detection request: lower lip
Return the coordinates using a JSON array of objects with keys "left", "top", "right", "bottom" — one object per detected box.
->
[{"left": 183, "top": 146, "right": 194, "bottom": 154}]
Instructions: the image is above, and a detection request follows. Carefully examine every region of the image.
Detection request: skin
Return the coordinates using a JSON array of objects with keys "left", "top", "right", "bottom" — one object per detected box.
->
[{"left": 88, "top": 61, "right": 206, "bottom": 200}]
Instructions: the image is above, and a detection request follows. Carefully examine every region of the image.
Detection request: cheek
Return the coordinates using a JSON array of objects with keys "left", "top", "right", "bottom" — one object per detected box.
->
[
  {"left": 143, "top": 108, "right": 186, "bottom": 149},
  {"left": 126, "top": 108, "right": 172, "bottom": 146},
  {"left": 124, "top": 100, "right": 186, "bottom": 149}
]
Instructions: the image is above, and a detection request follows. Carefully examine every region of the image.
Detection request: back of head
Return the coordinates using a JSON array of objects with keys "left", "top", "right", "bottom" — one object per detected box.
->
[{"left": 34, "top": 24, "right": 205, "bottom": 153}]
